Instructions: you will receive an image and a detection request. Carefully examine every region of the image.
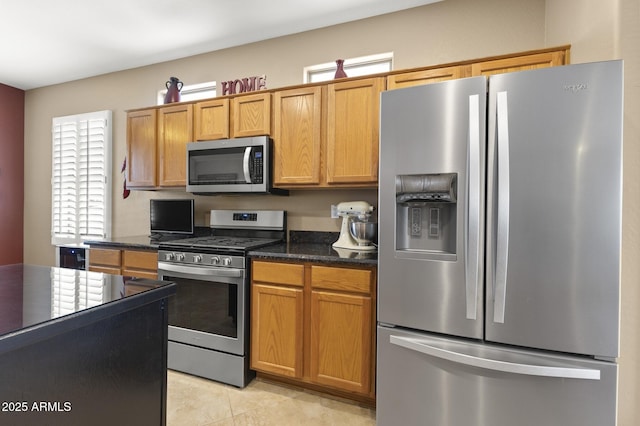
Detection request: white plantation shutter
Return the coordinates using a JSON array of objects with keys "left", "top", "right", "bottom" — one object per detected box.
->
[{"left": 52, "top": 111, "right": 112, "bottom": 245}]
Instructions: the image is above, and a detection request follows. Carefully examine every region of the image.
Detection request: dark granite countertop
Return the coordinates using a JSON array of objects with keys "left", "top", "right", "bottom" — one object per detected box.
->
[
  {"left": 249, "top": 243, "right": 377, "bottom": 266},
  {"left": 85, "top": 235, "right": 162, "bottom": 250},
  {"left": 0, "top": 264, "right": 175, "bottom": 343},
  {"left": 86, "top": 231, "right": 378, "bottom": 266},
  {"left": 249, "top": 231, "right": 377, "bottom": 266}
]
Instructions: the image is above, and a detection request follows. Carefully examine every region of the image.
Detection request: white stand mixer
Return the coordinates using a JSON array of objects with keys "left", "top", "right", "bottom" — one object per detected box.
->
[{"left": 332, "top": 201, "right": 376, "bottom": 251}]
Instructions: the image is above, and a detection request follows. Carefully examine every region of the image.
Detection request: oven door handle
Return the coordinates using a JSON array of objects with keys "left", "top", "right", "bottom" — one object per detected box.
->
[{"left": 158, "top": 262, "right": 243, "bottom": 278}]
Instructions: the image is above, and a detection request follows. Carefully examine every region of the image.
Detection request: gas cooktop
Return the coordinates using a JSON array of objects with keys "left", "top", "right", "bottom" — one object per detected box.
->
[{"left": 159, "top": 235, "right": 283, "bottom": 251}]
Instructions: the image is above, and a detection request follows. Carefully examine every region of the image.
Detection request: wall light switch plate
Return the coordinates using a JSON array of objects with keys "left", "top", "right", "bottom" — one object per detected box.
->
[{"left": 331, "top": 205, "right": 338, "bottom": 218}]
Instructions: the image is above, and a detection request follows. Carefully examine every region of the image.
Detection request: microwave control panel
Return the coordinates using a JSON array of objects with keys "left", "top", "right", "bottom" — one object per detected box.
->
[{"left": 251, "top": 149, "right": 264, "bottom": 183}]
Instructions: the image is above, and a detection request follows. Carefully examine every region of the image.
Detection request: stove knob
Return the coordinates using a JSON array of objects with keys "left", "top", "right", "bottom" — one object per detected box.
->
[
  {"left": 176, "top": 253, "right": 185, "bottom": 261},
  {"left": 164, "top": 253, "right": 174, "bottom": 261},
  {"left": 211, "top": 256, "right": 220, "bottom": 265},
  {"left": 222, "top": 257, "right": 232, "bottom": 267},
  {"left": 193, "top": 255, "right": 202, "bottom": 263}
]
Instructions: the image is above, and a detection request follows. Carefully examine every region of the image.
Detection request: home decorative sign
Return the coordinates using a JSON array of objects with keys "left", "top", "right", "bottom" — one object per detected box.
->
[{"left": 220, "top": 75, "right": 267, "bottom": 95}]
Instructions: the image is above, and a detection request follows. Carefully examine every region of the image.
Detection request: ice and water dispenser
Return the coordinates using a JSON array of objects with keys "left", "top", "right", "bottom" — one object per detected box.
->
[{"left": 395, "top": 173, "right": 457, "bottom": 258}]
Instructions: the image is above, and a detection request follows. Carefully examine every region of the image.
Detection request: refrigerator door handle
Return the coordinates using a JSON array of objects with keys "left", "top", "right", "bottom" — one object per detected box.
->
[
  {"left": 493, "top": 91, "right": 510, "bottom": 323},
  {"left": 466, "top": 94, "right": 481, "bottom": 320},
  {"left": 389, "top": 335, "right": 601, "bottom": 380}
]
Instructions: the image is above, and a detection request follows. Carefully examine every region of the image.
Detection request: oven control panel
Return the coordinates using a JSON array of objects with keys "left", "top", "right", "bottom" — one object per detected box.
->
[{"left": 158, "top": 251, "right": 245, "bottom": 269}]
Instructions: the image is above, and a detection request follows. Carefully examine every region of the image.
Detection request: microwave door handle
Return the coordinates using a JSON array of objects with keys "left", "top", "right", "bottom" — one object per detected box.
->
[
  {"left": 242, "top": 147, "right": 252, "bottom": 183},
  {"left": 494, "top": 91, "right": 510, "bottom": 324}
]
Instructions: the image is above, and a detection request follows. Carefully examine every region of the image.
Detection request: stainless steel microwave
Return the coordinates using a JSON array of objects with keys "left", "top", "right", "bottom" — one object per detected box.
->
[{"left": 186, "top": 136, "right": 287, "bottom": 195}]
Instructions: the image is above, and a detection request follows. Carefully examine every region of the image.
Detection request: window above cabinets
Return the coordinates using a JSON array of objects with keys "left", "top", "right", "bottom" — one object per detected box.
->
[{"left": 304, "top": 52, "right": 393, "bottom": 83}]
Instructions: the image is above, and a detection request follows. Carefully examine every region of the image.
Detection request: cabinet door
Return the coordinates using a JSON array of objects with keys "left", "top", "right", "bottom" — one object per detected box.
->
[
  {"left": 310, "top": 265, "right": 374, "bottom": 395},
  {"left": 251, "top": 261, "right": 305, "bottom": 378},
  {"left": 194, "top": 99, "right": 230, "bottom": 140},
  {"left": 387, "top": 65, "right": 472, "bottom": 89},
  {"left": 231, "top": 92, "right": 271, "bottom": 138},
  {"left": 309, "top": 290, "right": 372, "bottom": 394},
  {"left": 471, "top": 50, "right": 568, "bottom": 76},
  {"left": 251, "top": 283, "right": 304, "bottom": 378},
  {"left": 126, "top": 109, "right": 157, "bottom": 187},
  {"left": 272, "top": 86, "right": 323, "bottom": 186},
  {"left": 326, "top": 77, "right": 384, "bottom": 185},
  {"left": 157, "top": 104, "right": 193, "bottom": 186}
]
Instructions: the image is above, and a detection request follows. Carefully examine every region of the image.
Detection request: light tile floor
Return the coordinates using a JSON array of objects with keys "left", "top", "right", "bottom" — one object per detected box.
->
[{"left": 167, "top": 370, "right": 376, "bottom": 426}]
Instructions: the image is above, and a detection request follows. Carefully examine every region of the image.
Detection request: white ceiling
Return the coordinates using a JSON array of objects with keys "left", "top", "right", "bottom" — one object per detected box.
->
[{"left": 2, "top": 0, "right": 442, "bottom": 90}]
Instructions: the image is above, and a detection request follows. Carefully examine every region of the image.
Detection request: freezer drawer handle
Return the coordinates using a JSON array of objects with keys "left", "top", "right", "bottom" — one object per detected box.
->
[
  {"left": 494, "top": 91, "right": 510, "bottom": 323},
  {"left": 389, "top": 335, "right": 601, "bottom": 380}
]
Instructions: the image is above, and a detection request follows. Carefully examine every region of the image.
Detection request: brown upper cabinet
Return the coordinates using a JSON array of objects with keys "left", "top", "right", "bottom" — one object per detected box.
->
[
  {"left": 387, "top": 65, "right": 472, "bottom": 89},
  {"left": 272, "top": 86, "right": 323, "bottom": 186},
  {"left": 232, "top": 92, "right": 271, "bottom": 138},
  {"left": 126, "top": 46, "right": 569, "bottom": 191},
  {"left": 126, "top": 109, "right": 157, "bottom": 188},
  {"left": 126, "top": 103, "right": 193, "bottom": 189},
  {"left": 272, "top": 78, "right": 384, "bottom": 188},
  {"left": 326, "top": 77, "right": 384, "bottom": 186},
  {"left": 158, "top": 103, "right": 193, "bottom": 187},
  {"left": 194, "top": 98, "right": 230, "bottom": 140},
  {"left": 386, "top": 46, "right": 569, "bottom": 90},
  {"left": 471, "top": 49, "right": 568, "bottom": 76},
  {"left": 193, "top": 92, "right": 271, "bottom": 141}
]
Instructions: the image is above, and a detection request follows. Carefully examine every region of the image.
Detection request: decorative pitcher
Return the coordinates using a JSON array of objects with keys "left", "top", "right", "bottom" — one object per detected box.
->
[{"left": 164, "top": 77, "right": 183, "bottom": 104}]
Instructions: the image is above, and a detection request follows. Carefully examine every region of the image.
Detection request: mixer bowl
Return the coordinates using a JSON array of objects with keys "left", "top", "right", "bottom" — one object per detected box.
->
[{"left": 348, "top": 218, "right": 378, "bottom": 246}]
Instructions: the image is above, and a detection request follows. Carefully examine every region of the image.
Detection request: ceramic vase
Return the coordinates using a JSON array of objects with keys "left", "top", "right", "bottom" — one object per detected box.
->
[
  {"left": 164, "top": 77, "right": 183, "bottom": 104},
  {"left": 334, "top": 60, "right": 347, "bottom": 79}
]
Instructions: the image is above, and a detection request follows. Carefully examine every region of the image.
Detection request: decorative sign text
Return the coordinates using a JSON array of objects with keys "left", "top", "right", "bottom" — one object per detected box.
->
[{"left": 220, "top": 75, "right": 267, "bottom": 95}]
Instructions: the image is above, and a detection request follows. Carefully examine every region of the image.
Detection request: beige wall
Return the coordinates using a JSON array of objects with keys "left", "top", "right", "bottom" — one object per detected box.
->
[
  {"left": 20, "top": 0, "right": 640, "bottom": 422},
  {"left": 546, "top": 0, "right": 640, "bottom": 424},
  {"left": 24, "top": 0, "right": 546, "bottom": 266}
]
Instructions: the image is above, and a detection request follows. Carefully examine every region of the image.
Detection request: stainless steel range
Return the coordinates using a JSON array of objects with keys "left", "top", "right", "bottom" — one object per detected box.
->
[{"left": 157, "top": 210, "right": 285, "bottom": 388}]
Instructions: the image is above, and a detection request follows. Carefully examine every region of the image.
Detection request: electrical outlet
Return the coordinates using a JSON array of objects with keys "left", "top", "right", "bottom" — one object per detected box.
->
[{"left": 331, "top": 205, "right": 338, "bottom": 218}]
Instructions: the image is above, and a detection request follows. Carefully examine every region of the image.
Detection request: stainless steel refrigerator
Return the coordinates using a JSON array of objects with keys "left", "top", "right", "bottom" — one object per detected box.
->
[{"left": 377, "top": 60, "right": 623, "bottom": 426}]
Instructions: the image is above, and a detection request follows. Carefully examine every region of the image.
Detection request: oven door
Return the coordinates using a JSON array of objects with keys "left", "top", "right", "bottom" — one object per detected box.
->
[{"left": 157, "top": 262, "right": 246, "bottom": 356}]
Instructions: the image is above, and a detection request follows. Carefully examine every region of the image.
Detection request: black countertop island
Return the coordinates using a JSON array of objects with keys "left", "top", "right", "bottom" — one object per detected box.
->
[{"left": 0, "top": 264, "right": 175, "bottom": 426}]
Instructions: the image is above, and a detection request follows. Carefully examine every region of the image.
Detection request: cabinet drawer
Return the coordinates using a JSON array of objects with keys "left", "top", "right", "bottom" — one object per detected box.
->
[
  {"left": 89, "top": 265, "right": 121, "bottom": 275},
  {"left": 252, "top": 261, "right": 304, "bottom": 287},
  {"left": 89, "top": 248, "right": 121, "bottom": 267},
  {"left": 311, "top": 266, "right": 373, "bottom": 294},
  {"left": 122, "top": 250, "right": 158, "bottom": 270}
]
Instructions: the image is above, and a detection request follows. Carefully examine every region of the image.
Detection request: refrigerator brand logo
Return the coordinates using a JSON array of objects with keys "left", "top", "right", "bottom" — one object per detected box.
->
[{"left": 563, "top": 83, "right": 589, "bottom": 93}]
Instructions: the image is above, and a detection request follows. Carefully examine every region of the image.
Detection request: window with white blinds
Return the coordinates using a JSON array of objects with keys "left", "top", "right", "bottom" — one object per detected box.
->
[{"left": 51, "top": 110, "right": 112, "bottom": 245}]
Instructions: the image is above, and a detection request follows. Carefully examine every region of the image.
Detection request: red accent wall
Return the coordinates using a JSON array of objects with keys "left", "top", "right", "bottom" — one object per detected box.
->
[{"left": 0, "top": 83, "right": 24, "bottom": 265}]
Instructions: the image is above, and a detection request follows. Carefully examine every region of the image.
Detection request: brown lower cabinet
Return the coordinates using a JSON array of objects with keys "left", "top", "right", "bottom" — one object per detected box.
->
[
  {"left": 88, "top": 248, "right": 158, "bottom": 279},
  {"left": 251, "top": 260, "right": 376, "bottom": 403}
]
